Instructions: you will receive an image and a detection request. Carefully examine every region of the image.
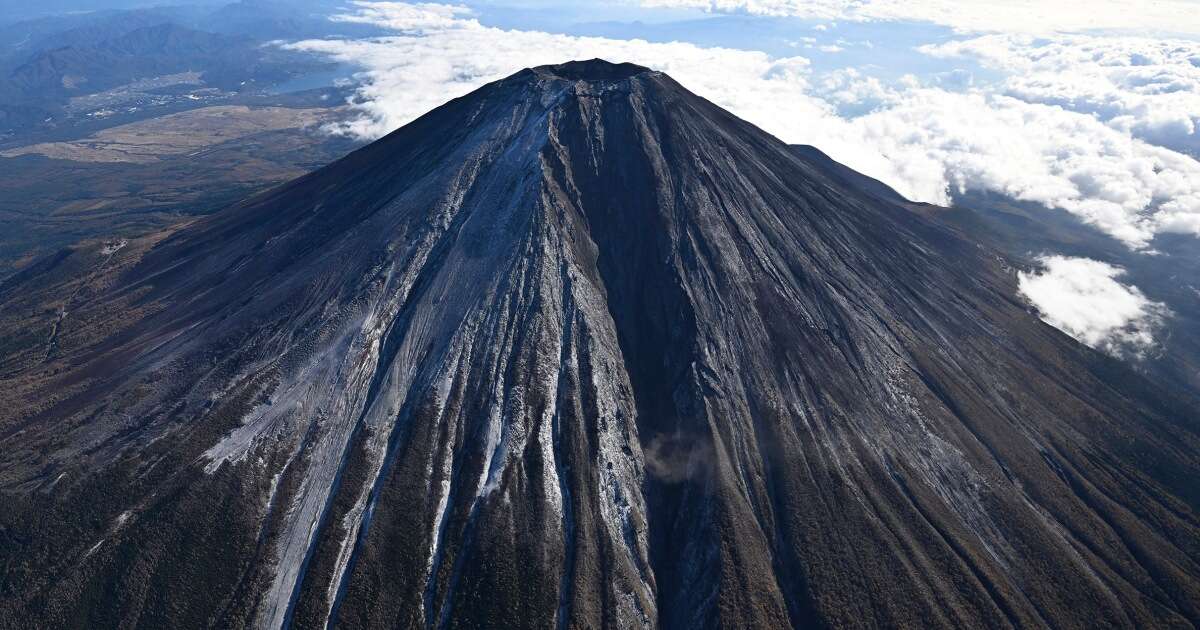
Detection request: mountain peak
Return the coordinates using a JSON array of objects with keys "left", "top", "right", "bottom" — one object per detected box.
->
[{"left": 530, "top": 58, "right": 653, "bottom": 82}]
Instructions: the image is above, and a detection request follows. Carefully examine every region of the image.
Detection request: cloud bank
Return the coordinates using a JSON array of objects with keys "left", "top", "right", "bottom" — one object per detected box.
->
[
  {"left": 639, "top": 0, "right": 1200, "bottom": 35},
  {"left": 287, "top": 1, "right": 1200, "bottom": 249},
  {"left": 1018, "top": 256, "right": 1169, "bottom": 357},
  {"left": 846, "top": 89, "right": 1200, "bottom": 247},
  {"left": 922, "top": 34, "right": 1200, "bottom": 152}
]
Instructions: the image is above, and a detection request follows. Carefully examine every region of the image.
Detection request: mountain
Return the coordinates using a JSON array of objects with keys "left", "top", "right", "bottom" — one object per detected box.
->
[
  {"left": 8, "top": 23, "right": 228, "bottom": 92},
  {"left": 0, "top": 0, "right": 227, "bottom": 24},
  {"left": 5, "top": 23, "right": 289, "bottom": 100},
  {"left": 0, "top": 17, "right": 337, "bottom": 137},
  {"left": 1, "top": 59, "right": 1198, "bottom": 629},
  {"left": 0, "top": 2, "right": 378, "bottom": 140},
  {"left": 0, "top": 0, "right": 381, "bottom": 64},
  {"left": 0, "top": 9, "right": 181, "bottom": 62}
]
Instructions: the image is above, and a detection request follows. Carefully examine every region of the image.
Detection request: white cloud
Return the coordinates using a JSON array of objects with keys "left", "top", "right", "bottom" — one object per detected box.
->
[
  {"left": 921, "top": 34, "right": 1200, "bottom": 151},
  {"left": 285, "top": 3, "right": 942, "bottom": 203},
  {"left": 286, "top": 5, "right": 834, "bottom": 139},
  {"left": 287, "top": 1, "right": 1200, "bottom": 249},
  {"left": 638, "top": 0, "right": 1200, "bottom": 35},
  {"left": 814, "top": 67, "right": 893, "bottom": 110},
  {"left": 845, "top": 90, "right": 1200, "bottom": 248},
  {"left": 1018, "top": 256, "right": 1169, "bottom": 356},
  {"left": 330, "top": 1, "right": 477, "bottom": 31},
  {"left": 286, "top": 18, "right": 824, "bottom": 141}
]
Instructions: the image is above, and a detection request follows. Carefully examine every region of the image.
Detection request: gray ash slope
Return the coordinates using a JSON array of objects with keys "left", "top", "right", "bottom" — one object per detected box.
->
[{"left": 1, "top": 59, "right": 1199, "bottom": 629}]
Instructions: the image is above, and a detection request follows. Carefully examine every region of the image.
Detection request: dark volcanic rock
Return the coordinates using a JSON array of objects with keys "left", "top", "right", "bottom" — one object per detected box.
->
[{"left": 1, "top": 59, "right": 1198, "bottom": 629}]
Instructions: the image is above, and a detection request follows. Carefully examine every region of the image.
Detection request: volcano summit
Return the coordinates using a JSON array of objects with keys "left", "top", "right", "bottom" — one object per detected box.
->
[{"left": 0, "top": 60, "right": 1197, "bottom": 629}]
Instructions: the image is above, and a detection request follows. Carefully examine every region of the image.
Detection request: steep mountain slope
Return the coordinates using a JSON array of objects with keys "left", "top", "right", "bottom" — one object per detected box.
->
[
  {"left": 0, "top": 60, "right": 1198, "bottom": 629},
  {"left": 929, "top": 191, "right": 1200, "bottom": 396},
  {"left": 796, "top": 142, "right": 1200, "bottom": 396}
]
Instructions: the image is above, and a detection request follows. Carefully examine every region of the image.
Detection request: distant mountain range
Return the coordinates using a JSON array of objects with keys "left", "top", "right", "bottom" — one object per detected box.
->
[
  {"left": 8, "top": 24, "right": 253, "bottom": 98},
  {"left": 0, "top": 1, "right": 381, "bottom": 134},
  {"left": 0, "top": 0, "right": 345, "bottom": 25}
]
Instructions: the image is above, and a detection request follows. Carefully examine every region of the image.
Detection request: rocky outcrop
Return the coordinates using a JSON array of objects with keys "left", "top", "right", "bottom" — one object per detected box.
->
[{"left": 0, "top": 59, "right": 1197, "bottom": 629}]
